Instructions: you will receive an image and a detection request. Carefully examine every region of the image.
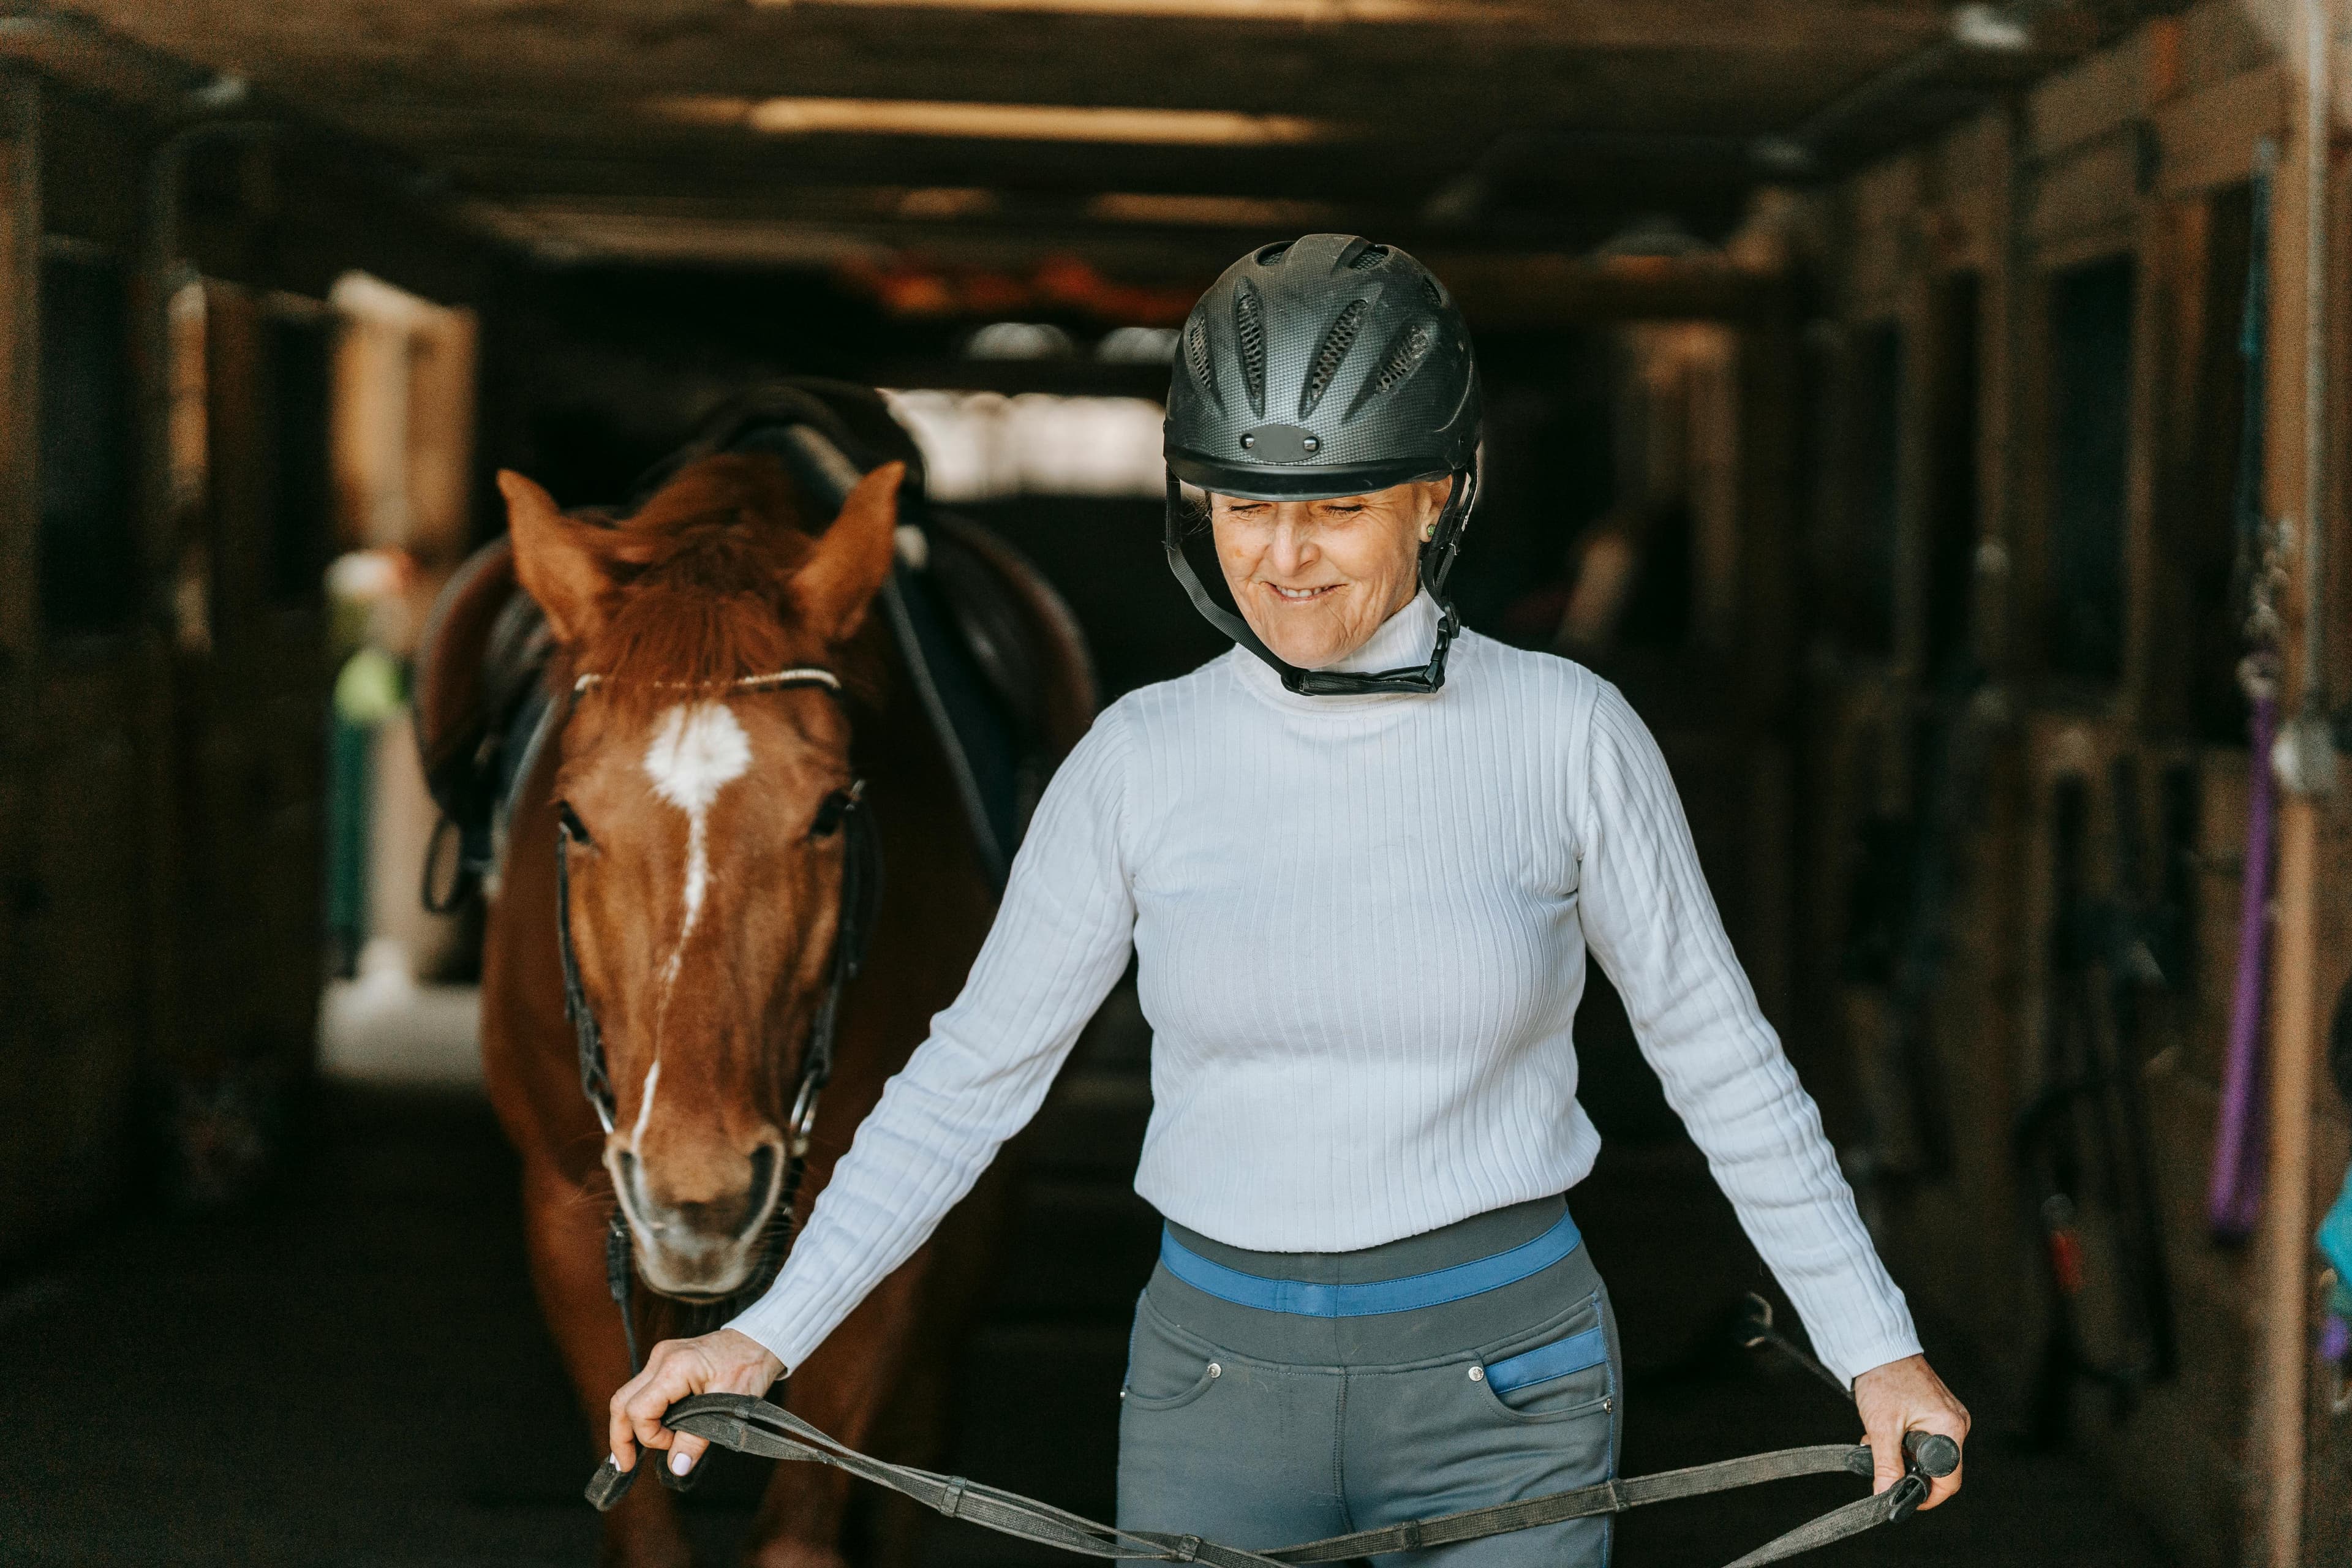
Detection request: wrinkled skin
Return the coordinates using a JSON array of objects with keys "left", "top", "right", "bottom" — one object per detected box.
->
[{"left": 1207, "top": 477, "right": 1452, "bottom": 668}]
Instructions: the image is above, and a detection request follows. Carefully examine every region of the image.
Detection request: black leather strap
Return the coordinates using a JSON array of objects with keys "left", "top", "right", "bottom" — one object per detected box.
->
[{"left": 584, "top": 1393, "right": 1958, "bottom": 1568}]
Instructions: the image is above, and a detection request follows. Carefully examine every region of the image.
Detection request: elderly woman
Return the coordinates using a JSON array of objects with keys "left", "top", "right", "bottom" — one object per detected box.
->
[{"left": 608, "top": 235, "right": 1967, "bottom": 1564}]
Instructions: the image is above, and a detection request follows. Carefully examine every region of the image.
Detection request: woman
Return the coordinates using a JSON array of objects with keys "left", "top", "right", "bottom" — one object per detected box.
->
[{"left": 608, "top": 235, "right": 1968, "bottom": 1562}]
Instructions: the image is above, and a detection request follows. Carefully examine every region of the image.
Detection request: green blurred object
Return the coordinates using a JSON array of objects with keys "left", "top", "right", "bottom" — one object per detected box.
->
[
  {"left": 334, "top": 645, "right": 406, "bottom": 726},
  {"left": 325, "top": 647, "right": 407, "bottom": 975}
]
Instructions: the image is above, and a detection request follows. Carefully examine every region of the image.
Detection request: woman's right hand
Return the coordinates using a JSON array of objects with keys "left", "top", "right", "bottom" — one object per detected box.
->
[{"left": 609, "top": 1329, "right": 785, "bottom": 1477}]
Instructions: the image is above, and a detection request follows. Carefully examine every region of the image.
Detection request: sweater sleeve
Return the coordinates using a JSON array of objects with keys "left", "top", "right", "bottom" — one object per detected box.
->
[
  {"left": 1574, "top": 679, "right": 1920, "bottom": 1385},
  {"left": 726, "top": 704, "right": 1138, "bottom": 1370}
]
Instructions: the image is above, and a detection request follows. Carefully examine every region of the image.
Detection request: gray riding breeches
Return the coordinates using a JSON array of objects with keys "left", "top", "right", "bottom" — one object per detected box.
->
[{"left": 1117, "top": 1195, "right": 1623, "bottom": 1568}]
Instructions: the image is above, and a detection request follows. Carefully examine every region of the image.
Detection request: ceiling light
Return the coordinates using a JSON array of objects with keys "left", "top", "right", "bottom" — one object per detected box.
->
[
  {"left": 1591, "top": 214, "right": 1710, "bottom": 260},
  {"left": 1097, "top": 325, "right": 1180, "bottom": 363},
  {"left": 1087, "top": 192, "right": 1335, "bottom": 225},
  {"left": 1950, "top": 3, "right": 2034, "bottom": 51},
  {"left": 892, "top": 186, "right": 1000, "bottom": 219},
  {"left": 966, "top": 322, "right": 1078, "bottom": 360},
  {"left": 647, "top": 95, "right": 1335, "bottom": 145}
]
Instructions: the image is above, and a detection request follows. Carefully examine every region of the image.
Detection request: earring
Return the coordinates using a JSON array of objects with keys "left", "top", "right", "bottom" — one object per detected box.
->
[{"left": 1422, "top": 522, "right": 1436, "bottom": 541}]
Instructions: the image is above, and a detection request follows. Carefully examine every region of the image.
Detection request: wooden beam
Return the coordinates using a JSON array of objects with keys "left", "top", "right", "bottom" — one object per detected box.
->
[{"left": 67, "top": 0, "right": 1953, "bottom": 75}]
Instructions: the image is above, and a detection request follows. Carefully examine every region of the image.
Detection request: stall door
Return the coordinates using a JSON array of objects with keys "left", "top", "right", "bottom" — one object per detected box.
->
[
  {"left": 154, "top": 280, "right": 333, "bottom": 1204},
  {"left": 0, "top": 220, "right": 164, "bottom": 1256}
]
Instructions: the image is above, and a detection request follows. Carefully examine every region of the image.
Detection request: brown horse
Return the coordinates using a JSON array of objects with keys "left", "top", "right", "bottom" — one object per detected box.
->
[{"left": 479, "top": 450, "right": 1087, "bottom": 1568}]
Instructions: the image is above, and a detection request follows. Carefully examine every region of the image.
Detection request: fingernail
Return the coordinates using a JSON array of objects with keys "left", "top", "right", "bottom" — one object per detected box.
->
[{"left": 670, "top": 1450, "right": 693, "bottom": 1476}]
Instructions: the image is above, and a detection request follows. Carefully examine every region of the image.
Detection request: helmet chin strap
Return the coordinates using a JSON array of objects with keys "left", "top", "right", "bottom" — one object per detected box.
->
[{"left": 1161, "top": 467, "right": 1479, "bottom": 696}]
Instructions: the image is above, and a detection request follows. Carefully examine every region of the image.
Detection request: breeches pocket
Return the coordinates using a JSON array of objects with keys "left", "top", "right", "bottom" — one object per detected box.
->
[
  {"left": 1470, "top": 1291, "right": 1613, "bottom": 1423},
  {"left": 1123, "top": 1291, "right": 1226, "bottom": 1412}
]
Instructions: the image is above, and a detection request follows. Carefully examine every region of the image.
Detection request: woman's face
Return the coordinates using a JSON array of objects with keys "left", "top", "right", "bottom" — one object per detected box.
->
[{"left": 1209, "top": 477, "right": 1453, "bottom": 670}]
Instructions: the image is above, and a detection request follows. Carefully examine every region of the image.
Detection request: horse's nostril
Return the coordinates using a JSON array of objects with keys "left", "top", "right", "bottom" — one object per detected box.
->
[
  {"left": 616, "top": 1150, "right": 642, "bottom": 1204},
  {"left": 741, "top": 1143, "right": 780, "bottom": 1237}
]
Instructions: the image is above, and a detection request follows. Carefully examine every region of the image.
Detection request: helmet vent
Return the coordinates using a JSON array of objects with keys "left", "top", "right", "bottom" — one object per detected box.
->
[
  {"left": 1346, "top": 320, "right": 1436, "bottom": 417},
  {"left": 1298, "top": 299, "right": 1368, "bottom": 419},
  {"left": 1256, "top": 241, "right": 1292, "bottom": 265},
  {"left": 1185, "top": 317, "right": 1221, "bottom": 408},
  {"left": 1234, "top": 280, "right": 1267, "bottom": 415},
  {"left": 1348, "top": 244, "right": 1390, "bottom": 271},
  {"left": 1420, "top": 276, "right": 1446, "bottom": 309}
]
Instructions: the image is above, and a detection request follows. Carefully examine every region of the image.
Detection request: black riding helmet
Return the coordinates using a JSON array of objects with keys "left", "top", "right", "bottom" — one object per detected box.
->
[{"left": 1163, "top": 233, "right": 1482, "bottom": 696}]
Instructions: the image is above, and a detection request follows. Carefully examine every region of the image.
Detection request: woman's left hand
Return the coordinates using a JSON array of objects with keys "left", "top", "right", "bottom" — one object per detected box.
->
[{"left": 1851, "top": 1354, "right": 1969, "bottom": 1510}]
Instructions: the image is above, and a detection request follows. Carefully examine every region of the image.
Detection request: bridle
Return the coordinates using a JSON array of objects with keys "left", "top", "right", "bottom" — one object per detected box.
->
[{"left": 551, "top": 663, "right": 883, "bottom": 1379}]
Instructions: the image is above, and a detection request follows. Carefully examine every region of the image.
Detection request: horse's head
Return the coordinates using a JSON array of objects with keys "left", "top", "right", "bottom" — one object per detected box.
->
[{"left": 500, "top": 453, "right": 902, "bottom": 1300}]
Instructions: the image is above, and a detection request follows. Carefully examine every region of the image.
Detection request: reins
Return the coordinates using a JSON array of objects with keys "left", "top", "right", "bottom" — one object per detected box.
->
[
  {"left": 584, "top": 1393, "right": 1959, "bottom": 1568},
  {"left": 552, "top": 664, "right": 882, "bottom": 1385}
]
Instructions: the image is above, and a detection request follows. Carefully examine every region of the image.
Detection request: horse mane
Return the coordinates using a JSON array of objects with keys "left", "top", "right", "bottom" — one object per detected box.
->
[{"left": 571, "top": 453, "right": 883, "bottom": 720}]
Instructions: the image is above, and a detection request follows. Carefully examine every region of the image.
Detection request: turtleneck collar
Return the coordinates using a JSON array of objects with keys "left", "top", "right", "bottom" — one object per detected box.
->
[{"left": 1227, "top": 590, "right": 1446, "bottom": 712}]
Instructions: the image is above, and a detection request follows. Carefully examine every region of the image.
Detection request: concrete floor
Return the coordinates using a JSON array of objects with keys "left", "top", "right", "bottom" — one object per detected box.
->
[{"left": 5, "top": 1003, "right": 2176, "bottom": 1568}]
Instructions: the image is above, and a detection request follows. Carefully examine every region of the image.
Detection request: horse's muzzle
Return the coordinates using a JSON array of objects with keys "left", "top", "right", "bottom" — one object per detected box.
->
[{"left": 609, "top": 1136, "right": 788, "bottom": 1298}]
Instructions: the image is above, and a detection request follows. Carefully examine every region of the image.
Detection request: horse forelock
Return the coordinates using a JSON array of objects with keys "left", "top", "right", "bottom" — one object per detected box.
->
[{"left": 572, "top": 453, "right": 881, "bottom": 722}]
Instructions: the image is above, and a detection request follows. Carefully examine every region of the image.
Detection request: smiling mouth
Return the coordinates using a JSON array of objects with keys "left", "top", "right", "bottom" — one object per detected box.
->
[{"left": 1264, "top": 582, "right": 1342, "bottom": 603}]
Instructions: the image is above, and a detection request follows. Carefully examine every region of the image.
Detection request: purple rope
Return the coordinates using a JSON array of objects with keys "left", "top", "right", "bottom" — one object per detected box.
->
[{"left": 2209, "top": 690, "right": 2279, "bottom": 1238}]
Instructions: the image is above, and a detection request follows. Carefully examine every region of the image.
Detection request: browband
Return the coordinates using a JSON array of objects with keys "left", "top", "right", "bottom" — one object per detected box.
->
[{"left": 572, "top": 666, "right": 844, "bottom": 696}]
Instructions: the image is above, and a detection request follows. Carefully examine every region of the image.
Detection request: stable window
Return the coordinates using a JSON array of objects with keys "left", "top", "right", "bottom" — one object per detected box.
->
[
  {"left": 2045, "top": 255, "right": 2136, "bottom": 683},
  {"left": 37, "top": 246, "right": 137, "bottom": 636},
  {"left": 265, "top": 311, "right": 334, "bottom": 607}
]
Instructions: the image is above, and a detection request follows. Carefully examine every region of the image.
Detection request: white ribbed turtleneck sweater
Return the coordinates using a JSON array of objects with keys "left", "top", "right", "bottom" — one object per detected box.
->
[{"left": 729, "top": 593, "right": 1920, "bottom": 1384}]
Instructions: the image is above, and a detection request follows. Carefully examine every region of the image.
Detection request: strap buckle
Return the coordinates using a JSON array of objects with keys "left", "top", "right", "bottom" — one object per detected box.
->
[{"left": 788, "top": 1075, "right": 824, "bottom": 1159}]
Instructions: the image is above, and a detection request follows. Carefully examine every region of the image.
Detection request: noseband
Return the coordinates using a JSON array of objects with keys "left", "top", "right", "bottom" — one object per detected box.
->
[{"left": 551, "top": 665, "right": 883, "bottom": 1387}]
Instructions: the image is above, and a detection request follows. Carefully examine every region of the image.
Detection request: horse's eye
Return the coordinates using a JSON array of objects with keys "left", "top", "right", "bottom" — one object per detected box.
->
[
  {"left": 810, "top": 782, "right": 864, "bottom": 840},
  {"left": 556, "top": 801, "right": 594, "bottom": 846}
]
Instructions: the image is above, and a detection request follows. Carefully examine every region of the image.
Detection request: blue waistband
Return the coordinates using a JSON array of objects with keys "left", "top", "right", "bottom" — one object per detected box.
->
[{"left": 1157, "top": 1208, "right": 1585, "bottom": 1319}]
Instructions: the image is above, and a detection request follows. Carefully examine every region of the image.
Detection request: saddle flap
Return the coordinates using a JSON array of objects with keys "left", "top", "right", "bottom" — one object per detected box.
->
[
  {"left": 414, "top": 536, "right": 521, "bottom": 821},
  {"left": 413, "top": 534, "right": 557, "bottom": 883}
]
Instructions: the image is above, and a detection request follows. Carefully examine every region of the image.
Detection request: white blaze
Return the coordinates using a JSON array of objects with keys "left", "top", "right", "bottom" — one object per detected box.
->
[
  {"left": 630, "top": 1058, "right": 662, "bottom": 1152},
  {"left": 641, "top": 701, "right": 753, "bottom": 1028}
]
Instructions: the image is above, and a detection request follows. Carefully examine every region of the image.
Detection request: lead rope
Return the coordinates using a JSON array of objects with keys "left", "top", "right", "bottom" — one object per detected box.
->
[{"left": 584, "top": 1394, "right": 1956, "bottom": 1568}]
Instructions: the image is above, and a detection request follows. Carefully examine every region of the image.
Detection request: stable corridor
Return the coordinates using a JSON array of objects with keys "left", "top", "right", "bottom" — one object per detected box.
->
[{"left": 6, "top": 1016, "right": 2168, "bottom": 1568}]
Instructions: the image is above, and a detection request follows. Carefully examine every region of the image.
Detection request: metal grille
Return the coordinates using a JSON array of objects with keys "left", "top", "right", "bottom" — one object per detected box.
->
[
  {"left": 1234, "top": 280, "right": 1267, "bottom": 415},
  {"left": 1298, "top": 299, "right": 1368, "bottom": 418},
  {"left": 1186, "top": 317, "right": 1220, "bottom": 407},
  {"left": 1348, "top": 320, "right": 1435, "bottom": 416}
]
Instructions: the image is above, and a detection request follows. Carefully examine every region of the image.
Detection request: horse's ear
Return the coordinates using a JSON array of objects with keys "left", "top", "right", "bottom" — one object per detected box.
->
[
  {"left": 793, "top": 461, "right": 903, "bottom": 644},
  {"left": 500, "top": 470, "right": 629, "bottom": 646}
]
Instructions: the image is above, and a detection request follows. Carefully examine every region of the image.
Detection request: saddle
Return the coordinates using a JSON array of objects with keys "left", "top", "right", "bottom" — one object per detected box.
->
[{"left": 414, "top": 379, "right": 1095, "bottom": 909}]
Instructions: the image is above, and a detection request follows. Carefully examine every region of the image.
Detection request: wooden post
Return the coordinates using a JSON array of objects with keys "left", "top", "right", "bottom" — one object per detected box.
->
[
  {"left": 2253, "top": 13, "right": 2333, "bottom": 1559},
  {"left": 0, "top": 72, "right": 36, "bottom": 670}
]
